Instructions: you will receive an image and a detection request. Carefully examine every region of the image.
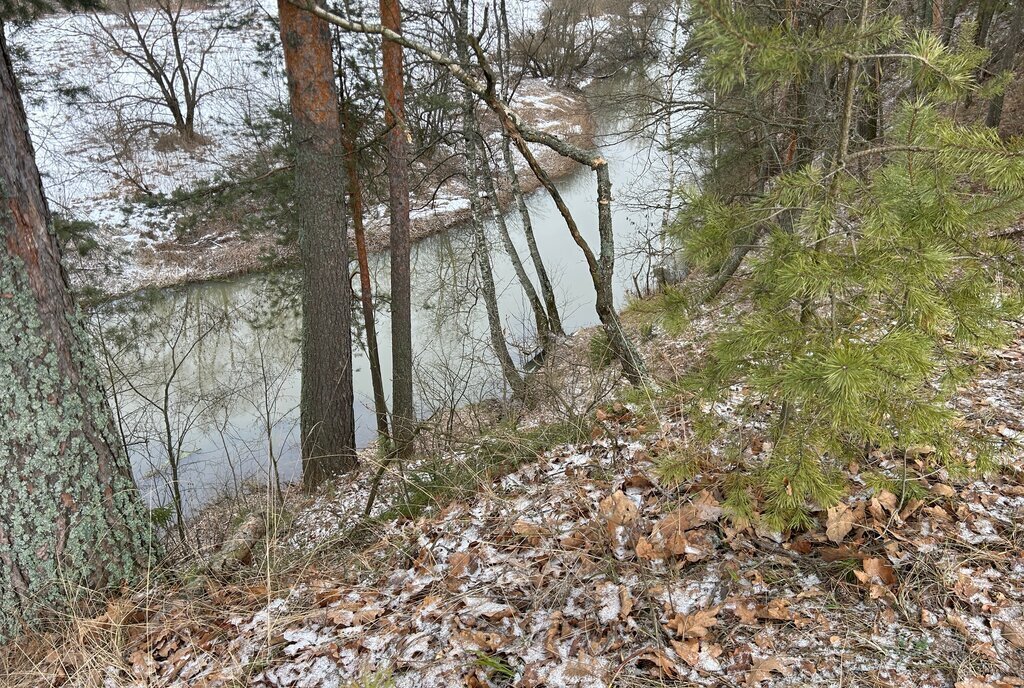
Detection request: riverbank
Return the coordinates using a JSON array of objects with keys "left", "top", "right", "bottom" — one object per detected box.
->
[
  {"left": 59, "top": 80, "right": 596, "bottom": 300},
  {"left": 11, "top": 8, "right": 596, "bottom": 301}
]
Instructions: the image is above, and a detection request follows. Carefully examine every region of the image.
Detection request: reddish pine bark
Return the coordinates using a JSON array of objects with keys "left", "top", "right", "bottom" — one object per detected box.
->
[
  {"left": 379, "top": 0, "right": 416, "bottom": 459},
  {"left": 340, "top": 81, "right": 389, "bottom": 443},
  {"left": 278, "top": 0, "right": 357, "bottom": 487}
]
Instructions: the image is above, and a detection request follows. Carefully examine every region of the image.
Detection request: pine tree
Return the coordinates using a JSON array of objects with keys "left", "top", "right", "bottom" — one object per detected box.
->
[
  {"left": 664, "top": 0, "right": 1024, "bottom": 529},
  {"left": 278, "top": 0, "right": 357, "bottom": 487},
  {"left": 0, "top": 18, "right": 152, "bottom": 640}
]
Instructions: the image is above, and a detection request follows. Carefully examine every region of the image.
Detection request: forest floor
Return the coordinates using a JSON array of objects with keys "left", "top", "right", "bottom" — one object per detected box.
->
[{"left": 3, "top": 292, "right": 1024, "bottom": 688}]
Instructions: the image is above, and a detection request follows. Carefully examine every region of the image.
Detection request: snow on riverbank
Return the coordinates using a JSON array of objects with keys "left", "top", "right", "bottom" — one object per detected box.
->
[{"left": 11, "top": 1, "right": 594, "bottom": 298}]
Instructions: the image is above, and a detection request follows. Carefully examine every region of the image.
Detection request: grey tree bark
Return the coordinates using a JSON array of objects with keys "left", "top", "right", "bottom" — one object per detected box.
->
[
  {"left": 457, "top": 0, "right": 525, "bottom": 398},
  {"left": 987, "top": 0, "right": 1024, "bottom": 129},
  {"left": 475, "top": 132, "right": 552, "bottom": 347},
  {"left": 499, "top": 134, "right": 564, "bottom": 336},
  {"left": 492, "top": 0, "right": 564, "bottom": 336},
  {"left": 0, "top": 23, "right": 152, "bottom": 642}
]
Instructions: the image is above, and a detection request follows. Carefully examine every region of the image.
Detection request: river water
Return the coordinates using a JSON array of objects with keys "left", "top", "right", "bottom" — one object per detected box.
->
[{"left": 92, "top": 101, "right": 672, "bottom": 512}]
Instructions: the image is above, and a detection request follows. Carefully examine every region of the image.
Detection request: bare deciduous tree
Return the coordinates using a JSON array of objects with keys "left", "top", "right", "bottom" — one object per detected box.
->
[{"left": 88, "top": 0, "right": 230, "bottom": 142}]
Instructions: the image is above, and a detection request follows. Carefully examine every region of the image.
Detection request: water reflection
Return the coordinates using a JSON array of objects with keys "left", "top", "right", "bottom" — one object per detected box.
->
[{"left": 92, "top": 111, "right": 670, "bottom": 513}]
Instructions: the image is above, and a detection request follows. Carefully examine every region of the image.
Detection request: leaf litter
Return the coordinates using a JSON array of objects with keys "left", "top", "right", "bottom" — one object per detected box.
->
[{"left": 8, "top": 329, "right": 1024, "bottom": 687}]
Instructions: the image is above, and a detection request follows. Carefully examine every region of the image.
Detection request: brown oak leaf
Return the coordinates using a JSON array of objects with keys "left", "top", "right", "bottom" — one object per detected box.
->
[
  {"left": 825, "top": 503, "right": 858, "bottom": 543},
  {"left": 600, "top": 490, "right": 639, "bottom": 527},
  {"left": 666, "top": 606, "right": 720, "bottom": 639},
  {"left": 745, "top": 657, "right": 792, "bottom": 686}
]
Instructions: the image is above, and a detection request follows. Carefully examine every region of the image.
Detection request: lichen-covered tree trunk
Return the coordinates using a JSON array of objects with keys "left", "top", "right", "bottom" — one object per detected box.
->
[
  {"left": 0, "top": 24, "right": 151, "bottom": 642},
  {"left": 278, "top": 0, "right": 357, "bottom": 488}
]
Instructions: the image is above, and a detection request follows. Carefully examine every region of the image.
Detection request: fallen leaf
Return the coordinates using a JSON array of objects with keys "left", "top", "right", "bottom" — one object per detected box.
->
[
  {"left": 636, "top": 648, "right": 678, "bottom": 679},
  {"left": 545, "top": 611, "right": 564, "bottom": 655},
  {"left": 618, "top": 586, "right": 634, "bottom": 621},
  {"left": 946, "top": 612, "right": 970, "bottom": 639},
  {"left": 666, "top": 606, "right": 720, "bottom": 639},
  {"left": 854, "top": 557, "right": 896, "bottom": 588},
  {"left": 906, "top": 444, "right": 936, "bottom": 458},
  {"left": 727, "top": 597, "right": 758, "bottom": 625},
  {"left": 999, "top": 619, "right": 1024, "bottom": 649},
  {"left": 448, "top": 551, "right": 475, "bottom": 577},
  {"left": 635, "top": 536, "right": 662, "bottom": 560},
  {"left": 671, "top": 638, "right": 700, "bottom": 667},
  {"left": 825, "top": 503, "right": 858, "bottom": 543},
  {"left": 745, "top": 657, "right": 791, "bottom": 686},
  {"left": 512, "top": 520, "right": 544, "bottom": 538},
  {"left": 757, "top": 598, "right": 792, "bottom": 622},
  {"left": 600, "top": 490, "right": 639, "bottom": 527},
  {"left": 876, "top": 489, "right": 898, "bottom": 513}
]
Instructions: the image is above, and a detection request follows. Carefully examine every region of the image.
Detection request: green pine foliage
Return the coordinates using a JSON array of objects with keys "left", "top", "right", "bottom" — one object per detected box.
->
[{"left": 666, "top": 1, "right": 1024, "bottom": 530}]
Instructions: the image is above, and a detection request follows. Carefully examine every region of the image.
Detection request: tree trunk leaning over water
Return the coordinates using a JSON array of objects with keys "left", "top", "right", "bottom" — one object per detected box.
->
[
  {"left": 0, "top": 23, "right": 152, "bottom": 642},
  {"left": 380, "top": 0, "right": 416, "bottom": 461},
  {"left": 465, "top": 114, "right": 526, "bottom": 400},
  {"left": 285, "top": 0, "right": 649, "bottom": 383},
  {"left": 458, "top": 0, "right": 526, "bottom": 399},
  {"left": 278, "top": 0, "right": 357, "bottom": 488},
  {"left": 500, "top": 133, "right": 564, "bottom": 337},
  {"left": 492, "top": 0, "right": 563, "bottom": 336},
  {"left": 476, "top": 132, "right": 552, "bottom": 349}
]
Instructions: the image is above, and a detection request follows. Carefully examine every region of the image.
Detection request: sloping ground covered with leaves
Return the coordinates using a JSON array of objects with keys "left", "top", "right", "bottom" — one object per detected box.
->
[{"left": 5, "top": 324, "right": 1024, "bottom": 687}]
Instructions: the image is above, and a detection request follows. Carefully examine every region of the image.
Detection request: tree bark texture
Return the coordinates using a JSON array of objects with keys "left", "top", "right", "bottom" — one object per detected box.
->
[
  {"left": 458, "top": 0, "right": 525, "bottom": 398},
  {"left": 278, "top": 0, "right": 357, "bottom": 488},
  {"left": 475, "top": 132, "right": 552, "bottom": 347},
  {"left": 465, "top": 114, "right": 526, "bottom": 399},
  {"left": 0, "top": 24, "right": 151, "bottom": 642},
  {"left": 379, "top": 0, "right": 416, "bottom": 460},
  {"left": 987, "top": 0, "right": 1023, "bottom": 129}
]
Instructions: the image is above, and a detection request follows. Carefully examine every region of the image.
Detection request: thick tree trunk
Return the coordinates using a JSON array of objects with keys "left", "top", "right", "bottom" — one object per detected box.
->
[
  {"left": 380, "top": 0, "right": 416, "bottom": 460},
  {"left": 340, "top": 77, "right": 390, "bottom": 445},
  {"left": 278, "top": 0, "right": 357, "bottom": 488},
  {"left": 0, "top": 24, "right": 151, "bottom": 642}
]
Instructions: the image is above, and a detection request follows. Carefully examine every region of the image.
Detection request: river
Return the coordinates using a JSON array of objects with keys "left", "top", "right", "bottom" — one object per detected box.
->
[{"left": 92, "top": 96, "right": 673, "bottom": 513}]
